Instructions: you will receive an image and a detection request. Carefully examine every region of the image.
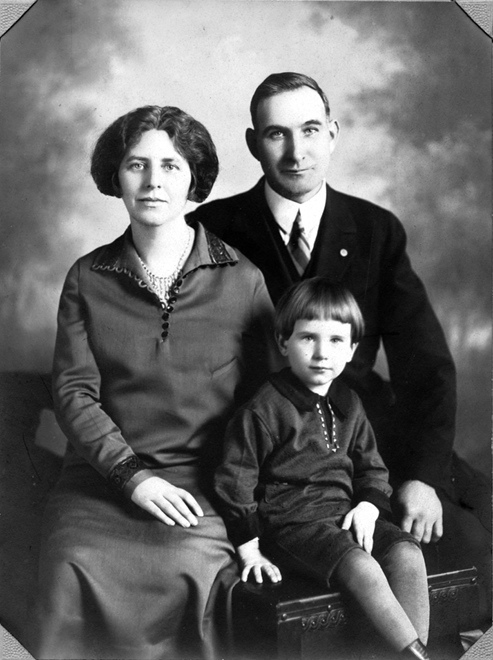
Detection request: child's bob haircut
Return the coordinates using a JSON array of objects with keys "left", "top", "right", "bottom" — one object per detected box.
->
[{"left": 275, "top": 277, "right": 365, "bottom": 344}]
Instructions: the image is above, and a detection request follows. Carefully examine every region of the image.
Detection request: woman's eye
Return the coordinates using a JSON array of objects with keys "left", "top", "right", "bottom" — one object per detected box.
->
[{"left": 129, "top": 162, "right": 144, "bottom": 170}]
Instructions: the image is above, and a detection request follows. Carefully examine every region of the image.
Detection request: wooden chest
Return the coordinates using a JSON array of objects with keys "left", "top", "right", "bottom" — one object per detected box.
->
[{"left": 232, "top": 567, "right": 479, "bottom": 660}]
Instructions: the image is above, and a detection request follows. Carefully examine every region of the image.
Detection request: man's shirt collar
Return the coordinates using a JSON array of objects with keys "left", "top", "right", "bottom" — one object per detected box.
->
[{"left": 264, "top": 179, "right": 327, "bottom": 251}]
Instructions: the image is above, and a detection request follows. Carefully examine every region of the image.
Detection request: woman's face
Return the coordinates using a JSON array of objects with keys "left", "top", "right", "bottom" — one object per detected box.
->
[{"left": 118, "top": 129, "right": 192, "bottom": 229}]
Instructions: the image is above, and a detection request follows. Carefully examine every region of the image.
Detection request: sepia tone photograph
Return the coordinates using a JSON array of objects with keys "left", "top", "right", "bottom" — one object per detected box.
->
[{"left": 0, "top": 1, "right": 491, "bottom": 658}]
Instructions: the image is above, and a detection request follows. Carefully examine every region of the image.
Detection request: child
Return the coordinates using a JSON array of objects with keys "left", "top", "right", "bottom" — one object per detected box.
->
[{"left": 215, "top": 278, "right": 431, "bottom": 660}]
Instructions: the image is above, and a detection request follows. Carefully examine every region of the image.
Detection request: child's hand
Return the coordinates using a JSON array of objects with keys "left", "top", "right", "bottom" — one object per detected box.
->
[
  {"left": 341, "top": 501, "right": 379, "bottom": 554},
  {"left": 236, "top": 538, "right": 282, "bottom": 583}
]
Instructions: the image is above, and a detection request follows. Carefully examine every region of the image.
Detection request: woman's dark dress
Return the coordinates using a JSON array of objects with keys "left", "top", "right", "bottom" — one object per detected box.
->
[{"left": 35, "top": 223, "right": 276, "bottom": 660}]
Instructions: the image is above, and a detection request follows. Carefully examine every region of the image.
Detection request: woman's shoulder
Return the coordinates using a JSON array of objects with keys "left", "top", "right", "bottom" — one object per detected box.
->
[
  {"left": 66, "top": 231, "right": 128, "bottom": 273},
  {"left": 195, "top": 221, "right": 266, "bottom": 280}
]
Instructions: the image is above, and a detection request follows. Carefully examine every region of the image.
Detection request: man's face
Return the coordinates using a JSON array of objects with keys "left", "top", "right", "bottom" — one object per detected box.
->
[{"left": 248, "top": 87, "right": 339, "bottom": 203}]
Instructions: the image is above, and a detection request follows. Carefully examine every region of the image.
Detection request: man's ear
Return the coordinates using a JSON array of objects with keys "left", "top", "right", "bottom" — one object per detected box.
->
[
  {"left": 328, "top": 119, "right": 340, "bottom": 155},
  {"left": 245, "top": 128, "right": 260, "bottom": 161}
]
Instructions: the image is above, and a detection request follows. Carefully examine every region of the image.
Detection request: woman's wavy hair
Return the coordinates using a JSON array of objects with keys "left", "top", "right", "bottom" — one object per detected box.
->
[
  {"left": 275, "top": 277, "right": 365, "bottom": 345},
  {"left": 90, "top": 105, "right": 219, "bottom": 203}
]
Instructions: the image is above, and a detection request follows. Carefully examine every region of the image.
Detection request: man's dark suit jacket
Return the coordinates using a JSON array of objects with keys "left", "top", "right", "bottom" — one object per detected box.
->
[{"left": 189, "top": 179, "right": 457, "bottom": 495}]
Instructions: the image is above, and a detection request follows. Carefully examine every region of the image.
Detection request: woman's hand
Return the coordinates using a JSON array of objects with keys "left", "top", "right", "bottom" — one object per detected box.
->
[
  {"left": 236, "top": 538, "right": 282, "bottom": 583},
  {"left": 131, "top": 476, "right": 204, "bottom": 527},
  {"left": 341, "top": 501, "right": 379, "bottom": 554}
]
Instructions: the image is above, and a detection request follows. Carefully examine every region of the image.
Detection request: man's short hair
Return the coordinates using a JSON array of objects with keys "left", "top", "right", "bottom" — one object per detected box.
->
[
  {"left": 91, "top": 105, "right": 218, "bottom": 203},
  {"left": 250, "top": 72, "right": 331, "bottom": 129},
  {"left": 275, "top": 277, "right": 364, "bottom": 344}
]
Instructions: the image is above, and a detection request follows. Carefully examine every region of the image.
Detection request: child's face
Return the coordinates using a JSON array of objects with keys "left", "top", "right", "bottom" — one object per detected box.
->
[{"left": 277, "top": 318, "right": 357, "bottom": 396}]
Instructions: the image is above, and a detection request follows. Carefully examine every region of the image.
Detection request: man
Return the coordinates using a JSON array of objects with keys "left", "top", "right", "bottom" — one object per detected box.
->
[{"left": 189, "top": 72, "right": 491, "bottom": 624}]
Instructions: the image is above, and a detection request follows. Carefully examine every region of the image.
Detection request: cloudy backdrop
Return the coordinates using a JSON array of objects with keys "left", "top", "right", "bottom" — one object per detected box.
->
[{"left": 1, "top": 0, "right": 491, "bottom": 472}]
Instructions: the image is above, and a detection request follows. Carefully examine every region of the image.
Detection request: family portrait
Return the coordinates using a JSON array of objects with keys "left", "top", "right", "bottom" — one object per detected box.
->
[{"left": 0, "top": 1, "right": 491, "bottom": 659}]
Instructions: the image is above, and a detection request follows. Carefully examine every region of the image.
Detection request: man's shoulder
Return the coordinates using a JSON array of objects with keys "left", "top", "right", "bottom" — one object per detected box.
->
[
  {"left": 189, "top": 182, "right": 403, "bottom": 245},
  {"left": 194, "top": 223, "right": 267, "bottom": 282},
  {"left": 327, "top": 187, "right": 406, "bottom": 251},
  {"left": 202, "top": 185, "right": 259, "bottom": 210},
  {"left": 188, "top": 182, "right": 262, "bottom": 230},
  {"left": 329, "top": 187, "right": 398, "bottom": 223},
  {"left": 192, "top": 182, "right": 399, "bottom": 222},
  {"left": 66, "top": 231, "right": 127, "bottom": 275}
]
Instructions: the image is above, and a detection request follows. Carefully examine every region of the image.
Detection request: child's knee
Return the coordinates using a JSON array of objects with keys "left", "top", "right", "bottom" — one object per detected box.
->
[
  {"left": 384, "top": 541, "right": 426, "bottom": 576},
  {"left": 334, "top": 548, "right": 383, "bottom": 590},
  {"left": 393, "top": 540, "right": 424, "bottom": 561}
]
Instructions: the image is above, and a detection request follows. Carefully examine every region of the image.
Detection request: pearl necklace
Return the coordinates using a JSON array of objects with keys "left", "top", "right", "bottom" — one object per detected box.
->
[{"left": 138, "top": 226, "right": 193, "bottom": 304}]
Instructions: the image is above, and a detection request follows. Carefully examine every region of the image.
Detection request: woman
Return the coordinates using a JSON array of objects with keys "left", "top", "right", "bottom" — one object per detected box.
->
[{"left": 34, "top": 105, "right": 277, "bottom": 659}]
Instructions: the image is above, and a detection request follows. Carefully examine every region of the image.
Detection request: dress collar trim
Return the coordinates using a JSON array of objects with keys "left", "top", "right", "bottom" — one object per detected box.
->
[{"left": 91, "top": 221, "right": 238, "bottom": 280}]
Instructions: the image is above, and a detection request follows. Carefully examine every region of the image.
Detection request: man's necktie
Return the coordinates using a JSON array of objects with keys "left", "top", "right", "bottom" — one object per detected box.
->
[{"left": 288, "top": 210, "right": 311, "bottom": 275}]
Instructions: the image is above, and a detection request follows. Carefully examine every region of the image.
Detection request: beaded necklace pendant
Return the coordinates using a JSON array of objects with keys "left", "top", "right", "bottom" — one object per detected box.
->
[{"left": 138, "top": 227, "right": 193, "bottom": 306}]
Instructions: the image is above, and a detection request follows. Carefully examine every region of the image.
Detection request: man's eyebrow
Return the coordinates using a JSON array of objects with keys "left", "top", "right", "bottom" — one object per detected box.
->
[
  {"left": 261, "top": 119, "right": 324, "bottom": 136},
  {"left": 303, "top": 119, "right": 324, "bottom": 127}
]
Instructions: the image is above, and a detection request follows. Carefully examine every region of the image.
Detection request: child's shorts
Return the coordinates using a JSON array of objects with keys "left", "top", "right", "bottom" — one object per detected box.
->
[{"left": 260, "top": 516, "right": 420, "bottom": 586}]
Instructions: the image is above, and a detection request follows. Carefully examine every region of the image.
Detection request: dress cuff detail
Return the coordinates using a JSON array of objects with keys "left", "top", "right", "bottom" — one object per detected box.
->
[{"left": 108, "top": 455, "right": 146, "bottom": 491}]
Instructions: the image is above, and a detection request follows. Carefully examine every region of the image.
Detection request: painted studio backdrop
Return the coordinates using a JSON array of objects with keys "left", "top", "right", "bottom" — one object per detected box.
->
[{"left": 0, "top": 0, "right": 491, "bottom": 651}]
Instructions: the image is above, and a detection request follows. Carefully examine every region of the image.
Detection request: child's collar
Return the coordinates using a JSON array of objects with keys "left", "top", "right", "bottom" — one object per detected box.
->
[{"left": 268, "top": 368, "right": 350, "bottom": 420}]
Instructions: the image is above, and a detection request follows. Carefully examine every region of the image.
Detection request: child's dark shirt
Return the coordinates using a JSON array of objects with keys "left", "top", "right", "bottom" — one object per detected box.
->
[{"left": 214, "top": 368, "right": 392, "bottom": 547}]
